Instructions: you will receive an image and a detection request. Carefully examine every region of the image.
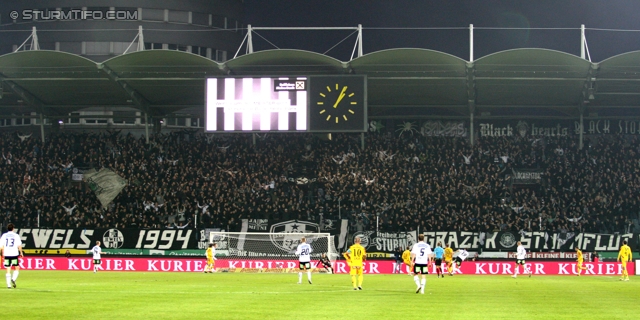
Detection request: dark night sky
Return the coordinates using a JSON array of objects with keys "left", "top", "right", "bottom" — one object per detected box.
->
[{"left": 243, "top": 0, "right": 640, "bottom": 62}]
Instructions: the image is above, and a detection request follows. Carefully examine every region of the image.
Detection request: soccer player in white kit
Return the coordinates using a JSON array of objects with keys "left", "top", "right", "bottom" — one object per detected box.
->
[
  {"left": 452, "top": 248, "right": 469, "bottom": 274},
  {"left": 410, "top": 234, "right": 433, "bottom": 294},
  {"left": 0, "top": 223, "right": 24, "bottom": 288},
  {"left": 295, "top": 237, "right": 313, "bottom": 284},
  {"left": 91, "top": 240, "right": 105, "bottom": 273},
  {"left": 512, "top": 241, "right": 531, "bottom": 278}
]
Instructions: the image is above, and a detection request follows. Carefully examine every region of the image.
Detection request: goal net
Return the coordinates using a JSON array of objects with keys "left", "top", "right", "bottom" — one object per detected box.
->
[{"left": 209, "top": 232, "right": 339, "bottom": 272}]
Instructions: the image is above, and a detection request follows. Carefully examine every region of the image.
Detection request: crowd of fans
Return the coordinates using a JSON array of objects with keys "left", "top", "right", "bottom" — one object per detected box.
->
[{"left": 0, "top": 128, "right": 639, "bottom": 234}]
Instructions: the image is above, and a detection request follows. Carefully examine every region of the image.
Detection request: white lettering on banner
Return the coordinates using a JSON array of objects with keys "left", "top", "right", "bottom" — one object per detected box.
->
[
  {"left": 370, "top": 231, "right": 417, "bottom": 252},
  {"left": 574, "top": 120, "right": 640, "bottom": 135},
  {"left": 29, "top": 229, "right": 53, "bottom": 248},
  {"left": 16, "top": 229, "right": 93, "bottom": 249},
  {"left": 79, "top": 230, "right": 93, "bottom": 249},
  {"left": 521, "top": 232, "right": 545, "bottom": 249},
  {"left": 489, "top": 264, "right": 501, "bottom": 274},
  {"left": 485, "top": 233, "right": 497, "bottom": 249},
  {"left": 20, "top": 258, "right": 56, "bottom": 270},
  {"left": 136, "top": 230, "right": 193, "bottom": 249},
  {"left": 506, "top": 252, "right": 589, "bottom": 260},
  {"left": 480, "top": 124, "right": 513, "bottom": 137},
  {"left": 81, "top": 259, "right": 92, "bottom": 270},
  {"left": 15, "top": 257, "right": 636, "bottom": 275},
  {"left": 574, "top": 233, "right": 633, "bottom": 251},
  {"left": 558, "top": 264, "right": 570, "bottom": 275},
  {"left": 480, "top": 122, "right": 569, "bottom": 137},
  {"left": 50, "top": 230, "right": 65, "bottom": 248},
  {"left": 609, "top": 264, "right": 618, "bottom": 275},
  {"left": 584, "top": 264, "right": 595, "bottom": 275},
  {"left": 531, "top": 124, "right": 569, "bottom": 137},
  {"left": 595, "top": 235, "right": 607, "bottom": 251},
  {"left": 63, "top": 232, "right": 75, "bottom": 248},
  {"left": 513, "top": 171, "right": 541, "bottom": 180},
  {"left": 68, "top": 259, "right": 78, "bottom": 270},
  {"left": 420, "top": 121, "right": 467, "bottom": 137},
  {"left": 473, "top": 263, "right": 527, "bottom": 275}
]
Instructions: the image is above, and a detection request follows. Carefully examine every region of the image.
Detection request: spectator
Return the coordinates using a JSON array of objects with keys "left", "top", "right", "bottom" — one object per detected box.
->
[{"left": 0, "top": 130, "right": 637, "bottom": 235}]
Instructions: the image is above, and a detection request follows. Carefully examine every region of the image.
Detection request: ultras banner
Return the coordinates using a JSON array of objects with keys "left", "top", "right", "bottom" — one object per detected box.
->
[
  {"left": 511, "top": 169, "right": 543, "bottom": 185},
  {"left": 12, "top": 229, "right": 639, "bottom": 253},
  {"left": 14, "top": 228, "right": 200, "bottom": 251},
  {"left": 352, "top": 230, "right": 418, "bottom": 253},
  {"left": 350, "top": 231, "right": 638, "bottom": 253},
  {"left": 17, "top": 256, "right": 635, "bottom": 275},
  {"left": 241, "top": 219, "right": 340, "bottom": 234},
  {"left": 485, "top": 232, "right": 638, "bottom": 252}
]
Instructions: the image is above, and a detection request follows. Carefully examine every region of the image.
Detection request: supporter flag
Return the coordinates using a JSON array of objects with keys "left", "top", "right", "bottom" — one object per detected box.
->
[{"left": 83, "top": 168, "right": 127, "bottom": 208}]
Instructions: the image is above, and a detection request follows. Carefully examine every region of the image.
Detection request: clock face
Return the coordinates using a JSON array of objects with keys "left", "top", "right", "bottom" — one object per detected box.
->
[{"left": 308, "top": 76, "right": 366, "bottom": 132}]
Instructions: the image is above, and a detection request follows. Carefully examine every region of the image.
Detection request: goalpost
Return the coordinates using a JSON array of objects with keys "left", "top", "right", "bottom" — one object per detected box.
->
[{"left": 209, "top": 232, "right": 339, "bottom": 273}]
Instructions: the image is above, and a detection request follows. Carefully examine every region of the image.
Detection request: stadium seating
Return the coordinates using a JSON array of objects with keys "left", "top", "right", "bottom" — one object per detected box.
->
[{"left": 0, "top": 130, "right": 638, "bottom": 234}]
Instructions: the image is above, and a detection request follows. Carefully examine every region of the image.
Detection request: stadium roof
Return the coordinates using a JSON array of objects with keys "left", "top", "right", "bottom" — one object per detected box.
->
[{"left": 1, "top": 48, "right": 640, "bottom": 119}]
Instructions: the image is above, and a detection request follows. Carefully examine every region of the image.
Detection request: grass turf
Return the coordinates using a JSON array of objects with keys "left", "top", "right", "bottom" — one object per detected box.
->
[{"left": 0, "top": 271, "right": 638, "bottom": 319}]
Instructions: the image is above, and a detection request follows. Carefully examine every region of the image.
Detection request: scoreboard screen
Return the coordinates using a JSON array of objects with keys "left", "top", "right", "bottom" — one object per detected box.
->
[
  {"left": 206, "top": 77, "right": 308, "bottom": 132},
  {"left": 205, "top": 75, "right": 366, "bottom": 132}
]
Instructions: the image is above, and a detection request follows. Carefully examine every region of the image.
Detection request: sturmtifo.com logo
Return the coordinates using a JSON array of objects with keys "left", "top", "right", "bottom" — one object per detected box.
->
[{"left": 10, "top": 9, "right": 138, "bottom": 21}]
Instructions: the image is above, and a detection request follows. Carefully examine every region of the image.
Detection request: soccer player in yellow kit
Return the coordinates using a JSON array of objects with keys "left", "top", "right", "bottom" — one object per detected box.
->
[
  {"left": 444, "top": 243, "right": 454, "bottom": 276},
  {"left": 204, "top": 243, "right": 217, "bottom": 273},
  {"left": 402, "top": 246, "right": 412, "bottom": 275},
  {"left": 575, "top": 247, "right": 587, "bottom": 276},
  {"left": 343, "top": 237, "right": 366, "bottom": 290},
  {"left": 618, "top": 240, "right": 632, "bottom": 281}
]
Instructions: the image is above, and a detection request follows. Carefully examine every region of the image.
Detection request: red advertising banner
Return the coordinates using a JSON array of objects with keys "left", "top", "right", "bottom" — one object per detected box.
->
[{"left": 17, "top": 257, "right": 635, "bottom": 275}]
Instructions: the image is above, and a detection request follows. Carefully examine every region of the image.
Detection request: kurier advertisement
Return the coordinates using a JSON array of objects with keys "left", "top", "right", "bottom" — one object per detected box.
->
[{"left": 18, "top": 256, "right": 635, "bottom": 275}]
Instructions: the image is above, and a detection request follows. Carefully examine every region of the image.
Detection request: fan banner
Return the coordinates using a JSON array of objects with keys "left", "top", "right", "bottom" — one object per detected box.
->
[
  {"left": 420, "top": 121, "right": 467, "bottom": 137},
  {"left": 242, "top": 219, "right": 339, "bottom": 233},
  {"left": 12, "top": 228, "right": 638, "bottom": 252},
  {"left": 14, "top": 228, "right": 199, "bottom": 251},
  {"left": 351, "top": 230, "right": 418, "bottom": 253},
  {"left": 511, "top": 169, "right": 543, "bottom": 185},
  {"left": 477, "top": 120, "right": 572, "bottom": 138},
  {"left": 485, "top": 232, "right": 638, "bottom": 252},
  {"left": 16, "top": 256, "right": 635, "bottom": 275}
]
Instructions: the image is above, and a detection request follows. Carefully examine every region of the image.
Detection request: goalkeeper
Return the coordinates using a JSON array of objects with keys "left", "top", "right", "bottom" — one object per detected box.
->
[{"left": 315, "top": 253, "right": 334, "bottom": 274}]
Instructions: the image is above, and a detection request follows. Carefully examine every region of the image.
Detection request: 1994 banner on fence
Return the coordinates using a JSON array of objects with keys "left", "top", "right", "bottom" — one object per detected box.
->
[{"left": 15, "top": 228, "right": 200, "bottom": 250}]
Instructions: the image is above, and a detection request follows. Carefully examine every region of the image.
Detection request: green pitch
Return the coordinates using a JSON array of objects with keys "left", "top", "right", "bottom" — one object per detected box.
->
[{"left": 1, "top": 271, "right": 638, "bottom": 319}]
